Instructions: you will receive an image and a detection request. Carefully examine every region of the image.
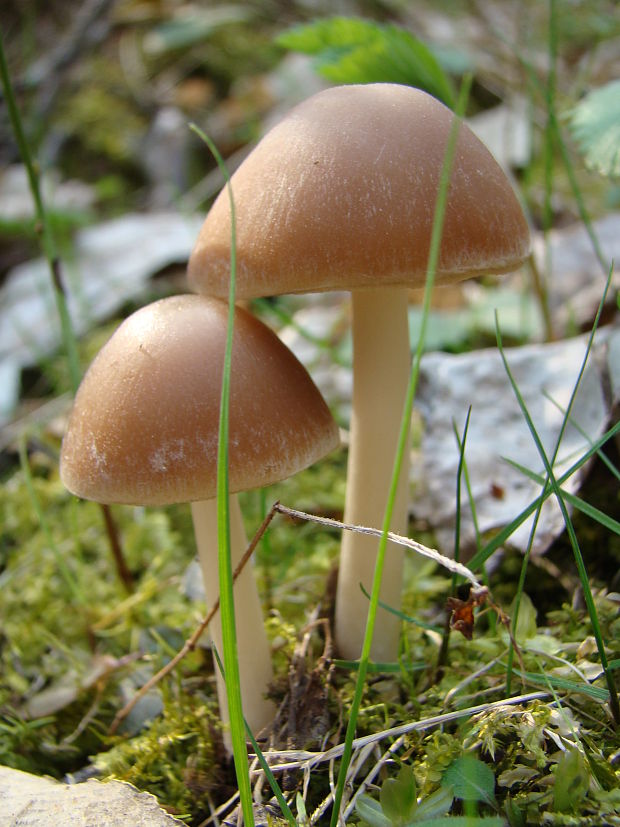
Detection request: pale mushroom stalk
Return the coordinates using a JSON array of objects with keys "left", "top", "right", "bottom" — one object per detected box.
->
[
  {"left": 191, "top": 496, "right": 274, "bottom": 736},
  {"left": 336, "top": 288, "right": 411, "bottom": 662}
]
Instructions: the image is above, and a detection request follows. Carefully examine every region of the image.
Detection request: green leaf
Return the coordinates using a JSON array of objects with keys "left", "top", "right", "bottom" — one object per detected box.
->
[
  {"left": 584, "top": 749, "right": 619, "bottom": 792},
  {"left": 380, "top": 765, "right": 418, "bottom": 824},
  {"left": 553, "top": 749, "right": 590, "bottom": 812},
  {"left": 508, "top": 592, "right": 538, "bottom": 643},
  {"left": 443, "top": 756, "right": 496, "bottom": 806},
  {"left": 504, "top": 795, "right": 526, "bottom": 827},
  {"left": 277, "top": 17, "right": 455, "bottom": 107},
  {"left": 277, "top": 16, "right": 379, "bottom": 55},
  {"left": 511, "top": 668, "right": 609, "bottom": 701},
  {"left": 355, "top": 794, "right": 393, "bottom": 827},
  {"left": 415, "top": 784, "right": 454, "bottom": 820},
  {"left": 570, "top": 79, "right": 620, "bottom": 178},
  {"left": 295, "top": 792, "right": 309, "bottom": 825}
]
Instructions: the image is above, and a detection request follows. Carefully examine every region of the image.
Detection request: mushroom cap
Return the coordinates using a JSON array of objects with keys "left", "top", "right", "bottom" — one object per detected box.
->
[
  {"left": 60, "top": 295, "right": 339, "bottom": 506},
  {"left": 188, "top": 83, "right": 530, "bottom": 299}
]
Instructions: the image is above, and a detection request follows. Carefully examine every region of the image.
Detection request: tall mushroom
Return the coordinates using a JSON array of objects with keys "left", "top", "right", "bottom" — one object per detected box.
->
[
  {"left": 188, "top": 83, "right": 530, "bottom": 662},
  {"left": 60, "top": 294, "right": 339, "bottom": 735}
]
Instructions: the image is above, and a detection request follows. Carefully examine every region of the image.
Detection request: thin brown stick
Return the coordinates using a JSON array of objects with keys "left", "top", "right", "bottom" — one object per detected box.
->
[
  {"left": 273, "top": 502, "right": 483, "bottom": 588},
  {"left": 110, "top": 500, "right": 482, "bottom": 735},
  {"left": 108, "top": 501, "right": 280, "bottom": 735},
  {"left": 100, "top": 504, "right": 134, "bottom": 593}
]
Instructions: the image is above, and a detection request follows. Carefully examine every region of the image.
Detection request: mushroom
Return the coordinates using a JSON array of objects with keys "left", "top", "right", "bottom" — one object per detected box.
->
[
  {"left": 60, "top": 294, "right": 340, "bottom": 735},
  {"left": 187, "top": 83, "right": 531, "bottom": 661}
]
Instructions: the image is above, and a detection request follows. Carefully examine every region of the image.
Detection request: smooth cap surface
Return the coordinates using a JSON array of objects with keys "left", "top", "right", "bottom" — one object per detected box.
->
[
  {"left": 60, "top": 295, "right": 339, "bottom": 505},
  {"left": 188, "top": 83, "right": 530, "bottom": 299}
]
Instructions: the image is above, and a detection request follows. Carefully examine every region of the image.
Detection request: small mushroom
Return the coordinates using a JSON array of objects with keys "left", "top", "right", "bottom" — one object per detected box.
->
[
  {"left": 60, "top": 294, "right": 339, "bottom": 735},
  {"left": 188, "top": 83, "right": 530, "bottom": 661}
]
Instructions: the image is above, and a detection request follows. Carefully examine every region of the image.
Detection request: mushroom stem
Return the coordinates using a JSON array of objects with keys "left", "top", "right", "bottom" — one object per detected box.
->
[
  {"left": 191, "top": 495, "right": 274, "bottom": 739},
  {"left": 335, "top": 287, "right": 411, "bottom": 662}
]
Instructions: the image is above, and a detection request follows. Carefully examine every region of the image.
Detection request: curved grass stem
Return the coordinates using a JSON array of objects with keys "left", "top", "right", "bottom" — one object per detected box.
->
[
  {"left": 329, "top": 74, "right": 473, "bottom": 826},
  {"left": 189, "top": 123, "right": 254, "bottom": 827}
]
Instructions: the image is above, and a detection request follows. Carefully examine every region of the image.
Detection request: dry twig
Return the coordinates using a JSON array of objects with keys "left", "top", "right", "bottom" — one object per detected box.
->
[{"left": 110, "top": 500, "right": 484, "bottom": 734}]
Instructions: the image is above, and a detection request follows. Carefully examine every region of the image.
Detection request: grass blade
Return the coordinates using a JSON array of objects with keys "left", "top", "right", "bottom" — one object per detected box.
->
[
  {"left": 329, "top": 74, "right": 472, "bottom": 826},
  {"left": 494, "top": 313, "right": 619, "bottom": 724},
  {"left": 467, "top": 419, "right": 620, "bottom": 572},
  {"left": 0, "top": 32, "right": 134, "bottom": 593},
  {"left": 211, "top": 647, "right": 294, "bottom": 826},
  {"left": 499, "top": 257, "right": 614, "bottom": 697},
  {"left": 514, "top": 669, "right": 611, "bottom": 703},
  {"left": 0, "top": 32, "right": 81, "bottom": 394},
  {"left": 502, "top": 457, "right": 620, "bottom": 536},
  {"left": 189, "top": 124, "right": 254, "bottom": 826}
]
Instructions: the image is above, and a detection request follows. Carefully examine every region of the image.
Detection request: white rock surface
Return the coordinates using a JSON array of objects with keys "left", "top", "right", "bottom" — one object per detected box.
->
[
  {"left": 412, "top": 327, "right": 620, "bottom": 556},
  {"left": 0, "top": 211, "right": 202, "bottom": 423},
  {"left": 0, "top": 766, "right": 185, "bottom": 826}
]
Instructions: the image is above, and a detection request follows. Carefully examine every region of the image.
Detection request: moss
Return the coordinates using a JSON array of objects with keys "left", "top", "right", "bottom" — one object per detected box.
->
[
  {"left": 96, "top": 686, "right": 223, "bottom": 821},
  {"left": 57, "top": 57, "right": 147, "bottom": 166}
]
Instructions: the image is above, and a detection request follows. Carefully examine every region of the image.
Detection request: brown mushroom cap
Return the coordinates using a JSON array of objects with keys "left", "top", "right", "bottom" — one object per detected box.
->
[
  {"left": 60, "top": 295, "right": 339, "bottom": 506},
  {"left": 188, "top": 83, "right": 530, "bottom": 299}
]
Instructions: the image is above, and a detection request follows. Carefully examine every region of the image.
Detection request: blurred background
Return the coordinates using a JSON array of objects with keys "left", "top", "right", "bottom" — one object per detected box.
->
[{"left": 1, "top": 0, "right": 619, "bottom": 429}]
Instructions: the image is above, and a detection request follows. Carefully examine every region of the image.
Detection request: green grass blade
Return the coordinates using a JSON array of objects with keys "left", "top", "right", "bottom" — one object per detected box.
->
[
  {"left": 358, "top": 584, "right": 442, "bottom": 632},
  {"left": 211, "top": 646, "right": 294, "bottom": 826},
  {"left": 513, "top": 8, "right": 610, "bottom": 278},
  {"left": 553, "top": 113, "right": 611, "bottom": 276},
  {"left": 333, "top": 658, "right": 428, "bottom": 674},
  {"left": 438, "top": 410, "right": 474, "bottom": 669},
  {"left": 494, "top": 316, "right": 620, "bottom": 724},
  {"left": 189, "top": 124, "right": 254, "bottom": 826},
  {"left": 0, "top": 32, "right": 81, "bottom": 394},
  {"left": 499, "top": 258, "right": 615, "bottom": 697},
  {"left": 245, "top": 727, "right": 296, "bottom": 826},
  {"left": 447, "top": 409, "right": 495, "bottom": 640},
  {"left": 510, "top": 669, "right": 610, "bottom": 703},
  {"left": 467, "top": 419, "right": 620, "bottom": 572},
  {"left": 502, "top": 457, "right": 620, "bottom": 535},
  {"left": 0, "top": 32, "right": 134, "bottom": 596},
  {"left": 541, "top": 0, "right": 558, "bottom": 315},
  {"left": 452, "top": 408, "right": 476, "bottom": 562},
  {"left": 329, "top": 74, "right": 472, "bottom": 827},
  {"left": 467, "top": 256, "right": 616, "bottom": 576},
  {"left": 541, "top": 388, "right": 620, "bottom": 483},
  {"left": 254, "top": 297, "right": 351, "bottom": 368}
]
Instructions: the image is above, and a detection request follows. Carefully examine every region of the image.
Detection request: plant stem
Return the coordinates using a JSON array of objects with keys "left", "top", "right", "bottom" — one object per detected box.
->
[
  {"left": 190, "top": 123, "right": 255, "bottom": 827},
  {"left": 100, "top": 503, "right": 134, "bottom": 593},
  {"left": 0, "top": 32, "right": 81, "bottom": 394},
  {"left": 191, "top": 496, "right": 274, "bottom": 743},
  {"left": 0, "top": 31, "right": 133, "bottom": 594},
  {"left": 329, "top": 74, "right": 473, "bottom": 826}
]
